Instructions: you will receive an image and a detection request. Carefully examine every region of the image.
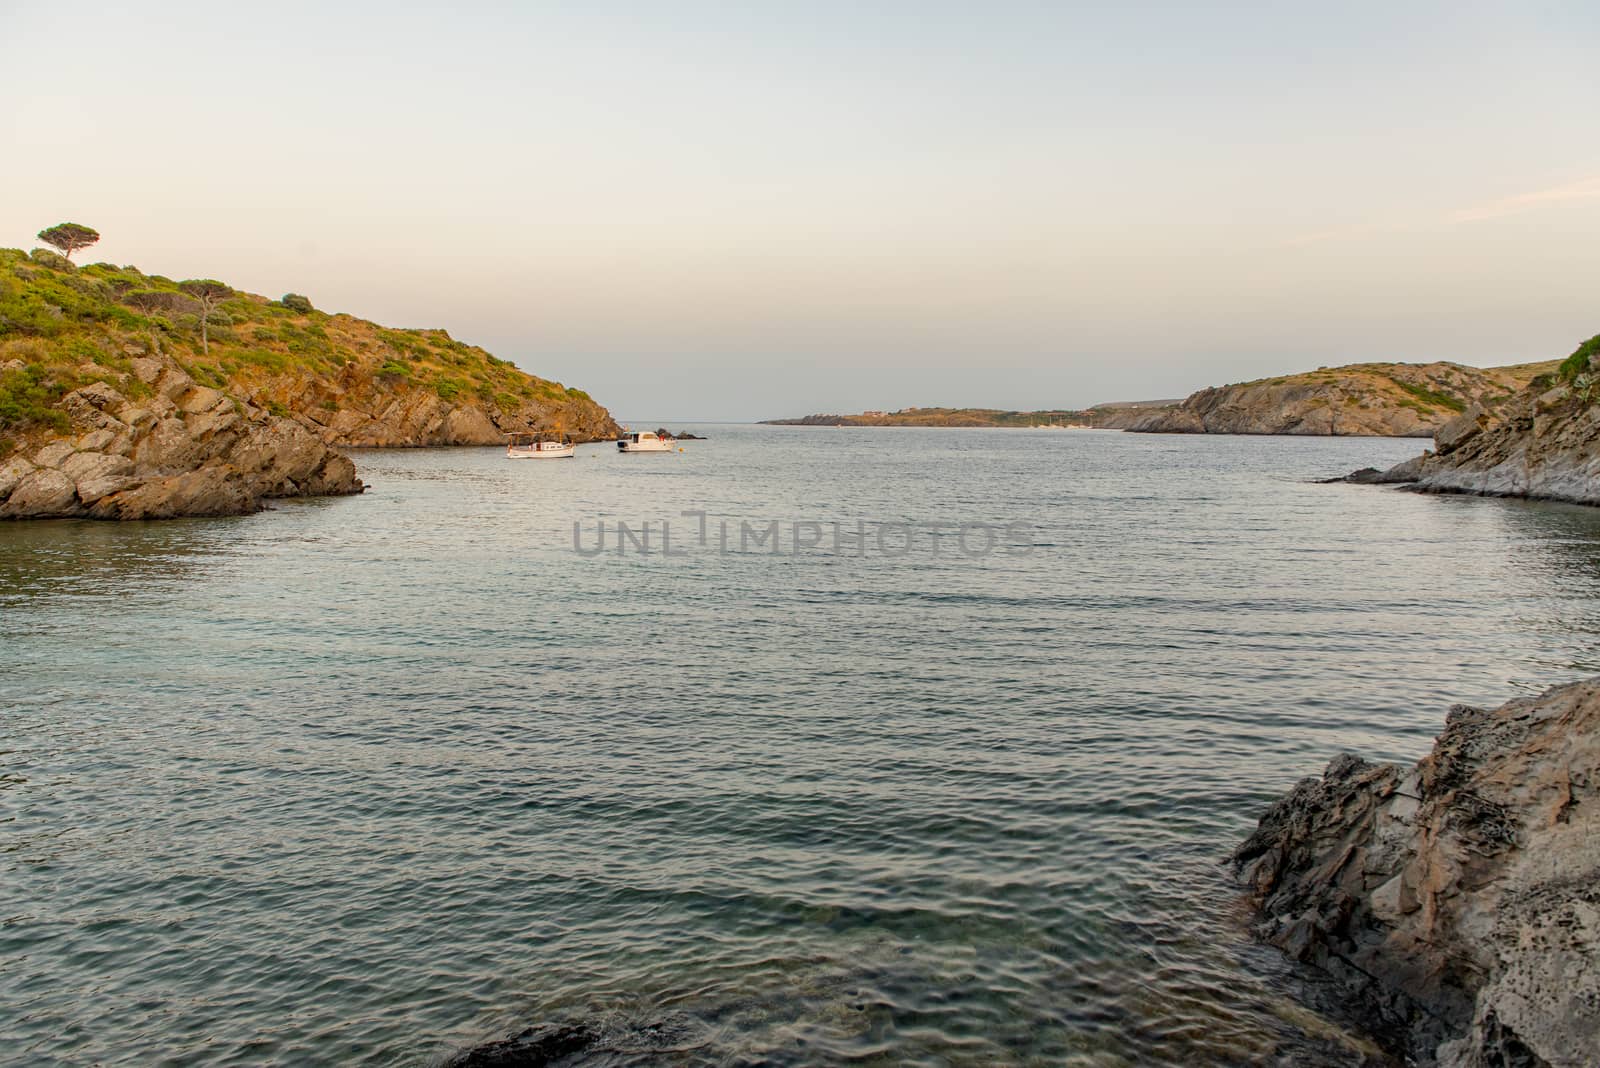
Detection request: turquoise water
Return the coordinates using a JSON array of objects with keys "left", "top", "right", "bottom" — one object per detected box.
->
[{"left": 4, "top": 426, "right": 1599, "bottom": 1066}]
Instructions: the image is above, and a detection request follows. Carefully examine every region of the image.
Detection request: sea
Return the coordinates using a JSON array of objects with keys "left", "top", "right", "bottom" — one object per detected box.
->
[{"left": 4, "top": 425, "right": 1599, "bottom": 1066}]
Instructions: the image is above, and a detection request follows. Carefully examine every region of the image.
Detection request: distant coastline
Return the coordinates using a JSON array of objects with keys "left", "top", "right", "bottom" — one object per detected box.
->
[
  {"left": 761, "top": 402, "right": 1176, "bottom": 430},
  {"left": 766, "top": 358, "right": 1556, "bottom": 437}
]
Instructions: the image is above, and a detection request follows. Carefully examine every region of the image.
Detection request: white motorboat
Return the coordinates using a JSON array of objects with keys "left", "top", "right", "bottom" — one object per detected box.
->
[
  {"left": 617, "top": 430, "right": 674, "bottom": 453},
  {"left": 507, "top": 433, "right": 575, "bottom": 459}
]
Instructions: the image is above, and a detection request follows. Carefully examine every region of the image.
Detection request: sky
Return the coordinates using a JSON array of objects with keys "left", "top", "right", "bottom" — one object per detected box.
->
[{"left": 5, "top": 1, "right": 1599, "bottom": 420}]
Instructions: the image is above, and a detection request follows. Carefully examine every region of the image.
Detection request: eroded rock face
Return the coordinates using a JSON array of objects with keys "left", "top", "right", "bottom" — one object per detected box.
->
[
  {"left": 0, "top": 357, "right": 363, "bottom": 521},
  {"left": 1370, "top": 384, "right": 1600, "bottom": 506},
  {"left": 1234, "top": 679, "right": 1600, "bottom": 1066}
]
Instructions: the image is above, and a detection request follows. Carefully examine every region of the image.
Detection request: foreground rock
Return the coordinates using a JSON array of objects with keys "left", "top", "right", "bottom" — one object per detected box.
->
[
  {"left": 1233, "top": 678, "right": 1599, "bottom": 1066},
  {"left": 1130, "top": 360, "right": 1549, "bottom": 437},
  {"left": 444, "top": 1012, "right": 711, "bottom": 1066},
  {"left": 1, "top": 355, "right": 361, "bottom": 519},
  {"left": 443, "top": 1024, "right": 597, "bottom": 1067}
]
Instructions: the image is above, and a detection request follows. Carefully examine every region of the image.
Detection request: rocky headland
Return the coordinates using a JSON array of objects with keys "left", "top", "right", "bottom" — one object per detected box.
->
[
  {"left": 0, "top": 247, "right": 619, "bottom": 519},
  {"left": 1341, "top": 335, "right": 1600, "bottom": 507},
  {"left": 1234, "top": 678, "right": 1599, "bottom": 1066},
  {"left": 763, "top": 359, "right": 1555, "bottom": 437},
  {"left": 1127, "top": 360, "right": 1553, "bottom": 437}
]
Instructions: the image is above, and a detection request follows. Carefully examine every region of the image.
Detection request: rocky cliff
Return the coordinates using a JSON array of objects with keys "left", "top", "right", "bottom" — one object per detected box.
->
[
  {"left": 1129, "top": 361, "right": 1552, "bottom": 437},
  {"left": 1233, "top": 679, "right": 1599, "bottom": 1067},
  {"left": 0, "top": 248, "right": 620, "bottom": 519},
  {"left": 0, "top": 355, "right": 361, "bottom": 519},
  {"left": 1344, "top": 335, "right": 1600, "bottom": 506}
]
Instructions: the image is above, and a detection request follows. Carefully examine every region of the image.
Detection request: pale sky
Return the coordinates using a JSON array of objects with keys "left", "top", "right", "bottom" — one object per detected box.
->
[{"left": 5, "top": 2, "right": 1598, "bottom": 420}]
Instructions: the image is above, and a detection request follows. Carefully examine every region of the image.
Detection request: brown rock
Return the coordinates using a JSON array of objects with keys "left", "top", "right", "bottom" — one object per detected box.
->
[
  {"left": 129, "top": 357, "right": 164, "bottom": 384},
  {"left": 0, "top": 455, "right": 39, "bottom": 500},
  {"left": 1235, "top": 679, "right": 1600, "bottom": 1066},
  {"left": 155, "top": 365, "right": 195, "bottom": 400},
  {"left": 74, "top": 428, "right": 119, "bottom": 452},
  {"left": 177, "top": 385, "right": 230, "bottom": 415},
  {"left": 61, "top": 451, "right": 134, "bottom": 486},
  {"left": 33, "top": 441, "right": 76, "bottom": 469},
  {"left": 1434, "top": 405, "right": 1487, "bottom": 454},
  {"left": 1, "top": 468, "right": 79, "bottom": 516},
  {"left": 92, "top": 465, "right": 253, "bottom": 519}
]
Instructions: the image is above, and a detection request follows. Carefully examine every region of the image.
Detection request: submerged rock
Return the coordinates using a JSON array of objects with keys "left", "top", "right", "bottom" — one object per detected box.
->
[
  {"left": 1234, "top": 678, "right": 1600, "bottom": 1066},
  {"left": 444, "top": 1023, "right": 597, "bottom": 1067}
]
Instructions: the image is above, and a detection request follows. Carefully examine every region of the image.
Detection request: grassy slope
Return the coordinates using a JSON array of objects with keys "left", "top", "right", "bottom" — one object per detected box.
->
[
  {"left": 1219, "top": 359, "right": 1559, "bottom": 418},
  {"left": 0, "top": 248, "right": 603, "bottom": 455}
]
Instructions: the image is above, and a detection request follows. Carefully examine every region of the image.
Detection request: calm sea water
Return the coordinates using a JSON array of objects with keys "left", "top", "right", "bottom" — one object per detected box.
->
[{"left": 4, "top": 426, "right": 1599, "bottom": 1066}]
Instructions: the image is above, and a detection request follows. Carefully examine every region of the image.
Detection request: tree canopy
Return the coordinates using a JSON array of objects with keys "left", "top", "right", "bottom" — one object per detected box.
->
[{"left": 37, "top": 223, "right": 100, "bottom": 261}]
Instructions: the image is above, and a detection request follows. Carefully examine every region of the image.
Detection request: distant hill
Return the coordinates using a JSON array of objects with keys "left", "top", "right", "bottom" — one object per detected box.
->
[
  {"left": 1127, "top": 360, "right": 1556, "bottom": 437},
  {"left": 762, "top": 401, "right": 1175, "bottom": 429},
  {"left": 767, "top": 361, "right": 1557, "bottom": 438}
]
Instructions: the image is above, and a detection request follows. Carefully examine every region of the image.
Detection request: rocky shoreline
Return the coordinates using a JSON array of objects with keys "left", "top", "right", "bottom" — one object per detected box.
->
[
  {"left": 0, "top": 248, "right": 622, "bottom": 520},
  {"left": 1341, "top": 382, "right": 1600, "bottom": 508},
  {"left": 0, "top": 354, "right": 362, "bottom": 519},
  {"left": 1234, "top": 679, "right": 1599, "bottom": 1066}
]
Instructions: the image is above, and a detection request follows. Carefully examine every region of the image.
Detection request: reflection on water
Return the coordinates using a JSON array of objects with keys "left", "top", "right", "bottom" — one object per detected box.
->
[{"left": 2, "top": 427, "right": 1598, "bottom": 1066}]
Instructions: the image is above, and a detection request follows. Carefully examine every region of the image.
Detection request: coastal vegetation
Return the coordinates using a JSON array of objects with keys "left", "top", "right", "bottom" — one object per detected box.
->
[
  {"left": 1123, "top": 359, "right": 1555, "bottom": 436},
  {"left": 0, "top": 226, "right": 619, "bottom": 518},
  {"left": 36, "top": 222, "right": 99, "bottom": 262},
  {"left": 0, "top": 243, "right": 612, "bottom": 458}
]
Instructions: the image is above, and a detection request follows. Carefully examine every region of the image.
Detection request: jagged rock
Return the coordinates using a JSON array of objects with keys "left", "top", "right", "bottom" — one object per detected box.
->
[
  {"left": 60, "top": 451, "right": 133, "bottom": 487},
  {"left": 3, "top": 354, "right": 364, "bottom": 520},
  {"left": 442, "top": 404, "right": 502, "bottom": 444},
  {"left": 61, "top": 382, "right": 129, "bottom": 432},
  {"left": 176, "top": 385, "right": 229, "bottom": 415},
  {"left": 33, "top": 441, "right": 76, "bottom": 468},
  {"left": 1, "top": 468, "right": 78, "bottom": 516},
  {"left": 1369, "top": 386, "right": 1600, "bottom": 505},
  {"left": 1434, "top": 405, "right": 1487, "bottom": 454},
  {"left": 75, "top": 470, "right": 140, "bottom": 505},
  {"left": 1235, "top": 679, "right": 1600, "bottom": 1066},
  {"left": 0, "top": 455, "right": 39, "bottom": 500},
  {"left": 74, "top": 428, "right": 118, "bottom": 452},
  {"left": 129, "top": 357, "right": 163, "bottom": 384},
  {"left": 92, "top": 465, "right": 254, "bottom": 520},
  {"left": 154, "top": 365, "right": 195, "bottom": 400}
]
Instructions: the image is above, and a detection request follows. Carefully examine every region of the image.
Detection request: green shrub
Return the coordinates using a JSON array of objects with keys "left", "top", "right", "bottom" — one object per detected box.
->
[
  {"left": 235, "top": 348, "right": 293, "bottom": 373},
  {"left": 0, "top": 362, "right": 70, "bottom": 433},
  {"left": 1558, "top": 334, "right": 1600, "bottom": 381},
  {"left": 1394, "top": 379, "right": 1466, "bottom": 413},
  {"left": 28, "top": 248, "right": 75, "bottom": 272},
  {"left": 281, "top": 293, "right": 314, "bottom": 314},
  {"left": 376, "top": 359, "right": 411, "bottom": 379}
]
